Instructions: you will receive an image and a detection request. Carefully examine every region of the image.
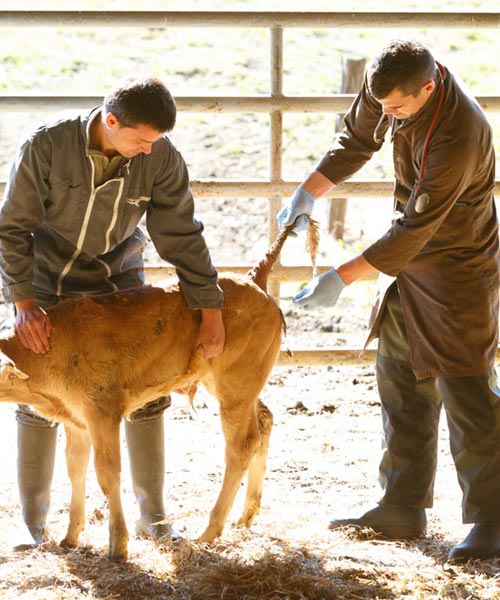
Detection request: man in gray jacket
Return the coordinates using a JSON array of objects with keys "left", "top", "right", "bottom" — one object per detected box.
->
[{"left": 0, "top": 77, "right": 225, "bottom": 547}]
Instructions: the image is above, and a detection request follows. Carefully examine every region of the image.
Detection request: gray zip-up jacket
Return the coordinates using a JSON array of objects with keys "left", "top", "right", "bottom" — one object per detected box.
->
[{"left": 0, "top": 108, "right": 223, "bottom": 309}]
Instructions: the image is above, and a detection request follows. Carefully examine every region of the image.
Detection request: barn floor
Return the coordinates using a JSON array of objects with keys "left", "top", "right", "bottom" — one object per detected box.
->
[{"left": 1, "top": 349, "right": 499, "bottom": 599}]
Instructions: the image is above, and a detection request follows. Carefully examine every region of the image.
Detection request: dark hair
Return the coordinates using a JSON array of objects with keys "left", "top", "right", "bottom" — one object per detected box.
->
[
  {"left": 104, "top": 77, "right": 176, "bottom": 132},
  {"left": 368, "top": 40, "right": 436, "bottom": 99}
]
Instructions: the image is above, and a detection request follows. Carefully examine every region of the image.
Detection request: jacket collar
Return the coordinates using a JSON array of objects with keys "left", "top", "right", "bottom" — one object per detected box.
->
[
  {"left": 405, "top": 64, "right": 447, "bottom": 126},
  {"left": 81, "top": 106, "right": 103, "bottom": 156},
  {"left": 80, "top": 107, "right": 132, "bottom": 173}
]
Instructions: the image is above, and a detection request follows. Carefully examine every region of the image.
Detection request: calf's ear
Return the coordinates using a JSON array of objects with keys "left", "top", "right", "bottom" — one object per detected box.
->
[{"left": 0, "top": 361, "right": 29, "bottom": 382}]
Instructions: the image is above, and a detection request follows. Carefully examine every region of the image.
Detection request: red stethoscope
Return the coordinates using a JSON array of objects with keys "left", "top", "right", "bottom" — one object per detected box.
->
[
  {"left": 373, "top": 62, "right": 446, "bottom": 212},
  {"left": 412, "top": 62, "right": 446, "bottom": 200}
]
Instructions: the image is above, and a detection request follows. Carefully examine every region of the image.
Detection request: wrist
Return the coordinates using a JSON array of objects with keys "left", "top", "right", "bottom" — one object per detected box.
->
[
  {"left": 200, "top": 308, "right": 223, "bottom": 320},
  {"left": 328, "top": 267, "right": 347, "bottom": 287},
  {"left": 300, "top": 170, "right": 335, "bottom": 198},
  {"left": 336, "top": 266, "right": 354, "bottom": 286},
  {"left": 14, "top": 298, "right": 38, "bottom": 311},
  {"left": 296, "top": 187, "right": 316, "bottom": 202}
]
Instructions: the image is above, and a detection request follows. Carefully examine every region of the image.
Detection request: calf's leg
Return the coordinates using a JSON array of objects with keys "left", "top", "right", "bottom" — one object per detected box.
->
[
  {"left": 87, "top": 416, "right": 129, "bottom": 560},
  {"left": 198, "top": 400, "right": 261, "bottom": 543},
  {"left": 237, "top": 399, "right": 273, "bottom": 527},
  {"left": 60, "top": 424, "right": 91, "bottom": 549}
]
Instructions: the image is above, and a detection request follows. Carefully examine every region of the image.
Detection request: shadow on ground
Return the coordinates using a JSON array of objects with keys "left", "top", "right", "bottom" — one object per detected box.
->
[{"left": 56, "top": 535, "right": 398, "bottom": 600}]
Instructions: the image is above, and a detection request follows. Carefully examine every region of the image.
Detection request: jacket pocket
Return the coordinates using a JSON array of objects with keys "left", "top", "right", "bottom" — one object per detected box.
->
[{"left": 45, "top": 180, "right": 85, "bottom": 242}]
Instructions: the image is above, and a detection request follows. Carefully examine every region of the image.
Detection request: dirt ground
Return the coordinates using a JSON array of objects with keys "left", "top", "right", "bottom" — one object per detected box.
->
[{"left": 1, "top": 356, "right": 498, "bottom": 599}]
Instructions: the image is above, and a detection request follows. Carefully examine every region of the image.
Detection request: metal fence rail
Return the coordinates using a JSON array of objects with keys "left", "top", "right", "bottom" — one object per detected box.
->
[
  {"left": 1, "top": 10, "right": 499, "bottom": 366},
  {"left": 1, "top": 11, "right": 500, "bottom": 28},
  {"left": 3, "top": 179, "right": 500, "bottom": 200},
  {"left": 3, "top": 94, "right": 500, "bottom": 113}
]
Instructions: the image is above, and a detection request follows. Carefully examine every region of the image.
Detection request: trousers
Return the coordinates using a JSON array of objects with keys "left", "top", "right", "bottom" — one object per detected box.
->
[{"left": 377, "top": 284, "right": 500, "bottom": 523}]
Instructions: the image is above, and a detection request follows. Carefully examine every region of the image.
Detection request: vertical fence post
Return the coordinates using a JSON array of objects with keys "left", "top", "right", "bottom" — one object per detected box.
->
[
  {"left": 269, "top": 26, "right": 283, "bottom": 299},
  {"left": 328, "top": 55, "right": 366, "bottom": 239}
]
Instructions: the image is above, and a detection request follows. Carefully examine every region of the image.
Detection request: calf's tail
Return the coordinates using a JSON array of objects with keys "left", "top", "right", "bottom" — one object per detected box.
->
[{"left": 247, "top": 218, "right": 319, "bottom": 293}]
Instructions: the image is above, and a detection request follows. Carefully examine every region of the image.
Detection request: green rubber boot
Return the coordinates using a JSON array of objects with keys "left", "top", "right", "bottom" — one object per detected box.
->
[
  {"left": 16, "top": 420, "right": 57, "bottom": 548},
  {"left": 125, "top": 411, "right": 181, "bottom": 541}
]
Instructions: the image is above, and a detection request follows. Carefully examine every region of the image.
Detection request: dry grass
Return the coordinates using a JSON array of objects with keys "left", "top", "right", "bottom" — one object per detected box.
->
[
  {"left": 1, "top": 521, "right": 499, "bottom": 599},
  {"left": 1, "top": 382, "right": 500, "bottom": 600}
]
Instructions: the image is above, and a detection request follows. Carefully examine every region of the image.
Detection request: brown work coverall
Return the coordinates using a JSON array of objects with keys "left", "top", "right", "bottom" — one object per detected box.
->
[{"left": 316, "top": 65, "right": 500, "bottom": 521}]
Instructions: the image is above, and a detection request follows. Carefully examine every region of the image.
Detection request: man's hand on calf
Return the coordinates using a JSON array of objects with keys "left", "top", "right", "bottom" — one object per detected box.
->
[
  {"left": 14, "top": 298, "right": 52, "bottom": 354},
  {"left": 197, "top": 308, "right": 225, "bottom": 358},
  {"left": 276, "top": 187, "right": 315, "bottom": 236}
]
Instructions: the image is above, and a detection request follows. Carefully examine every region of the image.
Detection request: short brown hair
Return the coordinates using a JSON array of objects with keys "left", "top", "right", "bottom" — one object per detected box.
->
[
  {"left": 104, "top": 77, "right": 176, "bottom": 132},
  {"left": 368, "top": 40, "right": 436, "bottom": 99}
]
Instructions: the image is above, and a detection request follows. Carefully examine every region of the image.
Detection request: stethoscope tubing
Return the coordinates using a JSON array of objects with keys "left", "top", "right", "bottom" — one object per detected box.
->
[{"left": 414, "top": 62, "right": 446, "bottom": 197}]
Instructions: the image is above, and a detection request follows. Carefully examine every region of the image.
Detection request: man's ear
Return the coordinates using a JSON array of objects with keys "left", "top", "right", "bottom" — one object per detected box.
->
[
  {"left": 423, "top": 79, "right": 436, "bottom": 94},
  {"left": 105, "top": 112, "right": 120, "bottom": 129}
]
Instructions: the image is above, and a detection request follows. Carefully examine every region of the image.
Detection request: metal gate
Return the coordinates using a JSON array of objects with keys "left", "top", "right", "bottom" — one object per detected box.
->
[{"left": 1, "top": 10, "right": 500, "bottom": 366}]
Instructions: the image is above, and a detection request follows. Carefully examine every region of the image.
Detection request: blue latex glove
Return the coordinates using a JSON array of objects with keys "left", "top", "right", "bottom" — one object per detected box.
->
[
  {"left": 276, "top": 187, "right": 315, "bottom": 236},
  {"left": 293, "top": 267, "right": 346, "bottom": 309}
]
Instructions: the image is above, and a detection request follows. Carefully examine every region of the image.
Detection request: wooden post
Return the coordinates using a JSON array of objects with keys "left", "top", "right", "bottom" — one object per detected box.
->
[
  {"left": 328, "top": 56, "right": 366, "bottom": 239},
  {"left": 269, "top": 27, "right": 283, "bottom": 299}
]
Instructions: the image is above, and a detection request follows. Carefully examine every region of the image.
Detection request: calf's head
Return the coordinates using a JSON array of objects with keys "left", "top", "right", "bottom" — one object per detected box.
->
[{"left": 0, "top": 350, "right": 30, "bottom": 403}]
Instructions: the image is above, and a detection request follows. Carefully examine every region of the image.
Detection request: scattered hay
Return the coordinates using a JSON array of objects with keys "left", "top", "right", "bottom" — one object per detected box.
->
[
  {"left": 1, "top": 525, "right": 499, "bottom": 600},
  {"left": 1, "top": 362, "right": 499, "bottom": 600}
]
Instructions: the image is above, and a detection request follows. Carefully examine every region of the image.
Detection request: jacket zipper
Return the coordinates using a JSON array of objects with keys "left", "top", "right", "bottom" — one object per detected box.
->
[{"left": 56, "top": 156, "right": 125, "bottom": 295}]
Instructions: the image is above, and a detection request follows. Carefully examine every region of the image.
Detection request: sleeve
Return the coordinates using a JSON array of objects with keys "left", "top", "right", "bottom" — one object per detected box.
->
[
  {"left": 317, "top": 74, "right": 387, "bottom": 184},
  {"left": 0, "top": 130, "right": 50, "bottom": 303},
  {"left": 363, "top": 130, "right": 483, "bottom": 276},
  {"left": 146, "top": 142, "right": 223, "bottom": 309}
]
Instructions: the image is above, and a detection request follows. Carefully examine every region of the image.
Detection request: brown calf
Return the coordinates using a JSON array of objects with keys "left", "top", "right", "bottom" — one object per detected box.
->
[{"left": 0, "top": 224, "right": 301, "bottom": 560}]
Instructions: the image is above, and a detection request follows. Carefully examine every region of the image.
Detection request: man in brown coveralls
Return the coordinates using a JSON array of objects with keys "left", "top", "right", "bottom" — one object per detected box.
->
[{"left": 278, "top": 40, "right": 500, "bottom": 562}]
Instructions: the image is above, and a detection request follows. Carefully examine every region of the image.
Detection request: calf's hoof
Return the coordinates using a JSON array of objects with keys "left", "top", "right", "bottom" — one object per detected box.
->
[
  {"left": 236, "top": 511, "right": 257, "bottom": 528},
  {"left": 60, "top": 537, "right": 78, "bottom": 550},
  {"left": 197, "top": 525, "right": 222, "bottom": 544},
  {"left": 108, "top": 528, "right": 129, "bottom": 561},
  {"left": 237, "top": 499, "right": 260, "bottom": 528},
  {"left": 108, "top": 542, "right": 128, "bottom": 561}
]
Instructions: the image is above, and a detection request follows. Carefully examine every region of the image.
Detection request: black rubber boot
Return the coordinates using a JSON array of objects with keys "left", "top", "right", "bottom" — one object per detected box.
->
[
  {"left": 447, "top": 523, "right": 500, "bottom": 562},
  {"left": 16, "top": 420, "right": 57, "bottom": 548},
  {"left": 125, "top": 410, "right": 181, "bottom": 541},
  {"left": 329, "top": 503, "right": 427, "bottom": 539}
]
